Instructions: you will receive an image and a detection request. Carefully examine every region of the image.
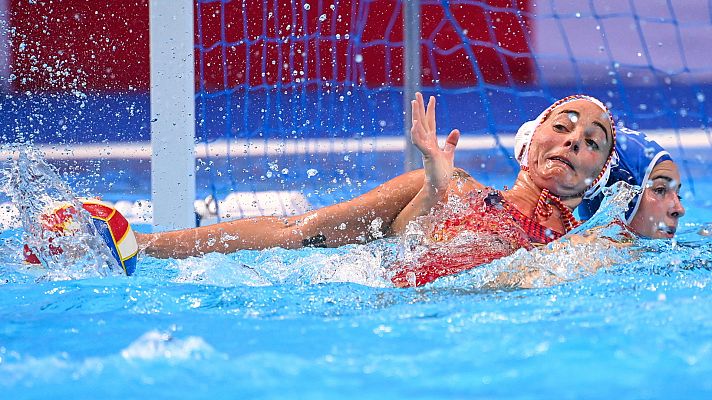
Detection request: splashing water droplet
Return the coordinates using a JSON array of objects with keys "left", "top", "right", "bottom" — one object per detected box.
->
[
  {"left": 568, "top": 181, "right": 641, "bottom": 236},
  {"left": 1, "top": 145, "right": 123, "bottom": 279}
]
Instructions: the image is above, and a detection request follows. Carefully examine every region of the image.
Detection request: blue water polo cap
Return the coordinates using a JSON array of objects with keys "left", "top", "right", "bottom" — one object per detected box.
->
[{"left": 579, "top": 126, "right": 672, "bottom": 223}]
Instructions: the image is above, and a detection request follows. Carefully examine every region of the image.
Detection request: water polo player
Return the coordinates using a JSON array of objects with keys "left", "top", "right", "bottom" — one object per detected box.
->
[
  {"left": 137, "top": 93, "right": 618, "bottom": 288},
  {"left": 577, "top": 127, "right": 685, "bottom": 238},
  {"left": 388, "top": 93, "right": 616, "bottom": 286}
]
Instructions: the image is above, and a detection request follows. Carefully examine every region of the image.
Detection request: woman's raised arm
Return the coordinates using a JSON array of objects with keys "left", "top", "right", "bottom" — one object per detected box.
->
[{"left": 391, "top": 92, "right": 464, "bottom": 234}]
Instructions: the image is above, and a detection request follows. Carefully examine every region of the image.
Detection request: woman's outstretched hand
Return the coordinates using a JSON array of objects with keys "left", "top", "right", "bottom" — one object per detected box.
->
[{"left": 411, "top": 92, "right": 460, "bottom": 199}]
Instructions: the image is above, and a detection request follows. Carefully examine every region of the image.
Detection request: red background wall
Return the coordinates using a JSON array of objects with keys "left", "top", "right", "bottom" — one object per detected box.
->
[
  {"left": 9, "top": 0, "right": 150, "bottom": 91},
  {"left": 9, "top": 0, "right": 532, "bottom": 92}
]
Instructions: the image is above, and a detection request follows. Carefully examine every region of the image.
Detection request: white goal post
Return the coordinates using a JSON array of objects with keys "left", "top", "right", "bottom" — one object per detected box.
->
[{"left": 148, "top": 0, "right": 196, "bottom": 231}]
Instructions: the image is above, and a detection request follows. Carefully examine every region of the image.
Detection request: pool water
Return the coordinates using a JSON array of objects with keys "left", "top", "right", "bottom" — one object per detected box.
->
[
  {"left": 1, "top": 237, "right": 711, "bottom": 398},
  {"left": 1, "top": 158, "right": 712, "bottom": 398}
]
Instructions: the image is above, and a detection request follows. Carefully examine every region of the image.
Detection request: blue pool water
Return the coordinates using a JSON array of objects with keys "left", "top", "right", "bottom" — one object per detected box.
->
[{"left": 1, "top": 156, "right": 712, "bottom": 399}]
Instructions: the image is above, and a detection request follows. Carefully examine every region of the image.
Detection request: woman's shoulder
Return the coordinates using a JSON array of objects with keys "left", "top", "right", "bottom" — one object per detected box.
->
[{"left": 449, "top": 167, "right": 486, "bottom": 195}]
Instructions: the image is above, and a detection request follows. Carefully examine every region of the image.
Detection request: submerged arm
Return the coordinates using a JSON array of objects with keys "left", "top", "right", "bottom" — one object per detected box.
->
[{"left": 489, "top": 233, "right": 634, "bottom": 289}]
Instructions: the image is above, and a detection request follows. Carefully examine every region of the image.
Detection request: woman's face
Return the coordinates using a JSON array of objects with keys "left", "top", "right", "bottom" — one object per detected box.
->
[
  {"left": 629, "top": 160, "right": 685, "bottom": 239},
  {"left": 527, "top": 100, "right": 613, "bottom": 198}
]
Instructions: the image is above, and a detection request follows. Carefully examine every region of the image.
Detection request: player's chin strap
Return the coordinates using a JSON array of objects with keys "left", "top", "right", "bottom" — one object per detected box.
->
[{"left": 533, "top": 188, "right": 581, "bottom": 233}]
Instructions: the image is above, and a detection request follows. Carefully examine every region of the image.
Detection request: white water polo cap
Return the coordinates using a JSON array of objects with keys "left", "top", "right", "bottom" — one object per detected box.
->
[{"left": 514, "top": 94, "right": 618, "bottom": 199}]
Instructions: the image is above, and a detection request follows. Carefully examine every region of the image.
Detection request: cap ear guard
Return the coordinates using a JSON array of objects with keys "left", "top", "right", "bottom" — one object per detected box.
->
[
  {"left": 624, "top": 150, "right": 670, "bottom": 224},
  {"left": 514, "top": 120, "right": 537, "bottom": 166},
  {"left": 583, "top": 150, "right": 618, "bottom": 199}
]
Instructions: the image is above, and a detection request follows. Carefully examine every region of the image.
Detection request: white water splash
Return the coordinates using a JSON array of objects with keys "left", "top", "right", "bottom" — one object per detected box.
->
[
  {"left": 567, "top": 181, "right": 640, "bottom": 237},
  {"left": 0, "top": 145, "right": 123, "bottom": 280},
  {"left": 305, "top": 245, "right": 393, "bottom": 287},
  {"left": 121, "top": 330, "right": 217, "bottom": 362},
  {"left": 429, "top": 182, "right": 640, "bottom": 289},
  {"left": 166, "top": 240, "right": 396, "bottom": 288}
]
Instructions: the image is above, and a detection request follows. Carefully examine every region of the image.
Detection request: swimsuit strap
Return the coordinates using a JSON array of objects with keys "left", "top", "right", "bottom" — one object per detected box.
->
[
  {"left": 521, "top": 165, "right": 581, "bottom": 233},
  {"left": 492, "top": 191, "right": 564, "bottom": 244}
]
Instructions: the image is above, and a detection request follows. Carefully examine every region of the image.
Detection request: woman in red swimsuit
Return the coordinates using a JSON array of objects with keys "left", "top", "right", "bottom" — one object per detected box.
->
[
  {"left": 389, "top": 93, "right": 617, "bottom": 287},
  {"left": 137, "top": 93, "right": 617, "bottom": 288}
]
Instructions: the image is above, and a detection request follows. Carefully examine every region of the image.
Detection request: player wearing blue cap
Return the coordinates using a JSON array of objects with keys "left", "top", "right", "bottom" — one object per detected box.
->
[{"left": 578, "top": 127, "right": 685, "bottom": 238}]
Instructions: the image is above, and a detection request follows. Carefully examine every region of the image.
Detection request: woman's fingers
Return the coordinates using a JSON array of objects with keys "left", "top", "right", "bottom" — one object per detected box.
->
[
  {"left": 410, "top": 120, "right": 430, "bottom": 153},
  {"left": 410, "top": 93, "right": 457, "bottom": 196},
  {"left": 411, "top": 93, "right": 459, "bottom": 164},
  {"left": 411, "top": 99, "right": 431, "bottom": 147},
  {"left": 425, "top": 95, "right": 436, "bottom": 133},
  {"left": 444, "top": 129, "right": 460, "bottom": 155},
  {"left": 411, "top": 100, "right": 423, "bottom": 138},
  {"left": 415, "top": 92, "right": 427, "bottom": 128},
  {"left": 412, "top": 92, "right": 437, "bottom": 134}
]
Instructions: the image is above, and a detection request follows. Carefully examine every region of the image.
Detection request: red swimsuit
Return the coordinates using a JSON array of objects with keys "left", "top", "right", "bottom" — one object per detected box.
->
[{"left": 391, "top": 189, "right": 563, "bottom": 287}]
